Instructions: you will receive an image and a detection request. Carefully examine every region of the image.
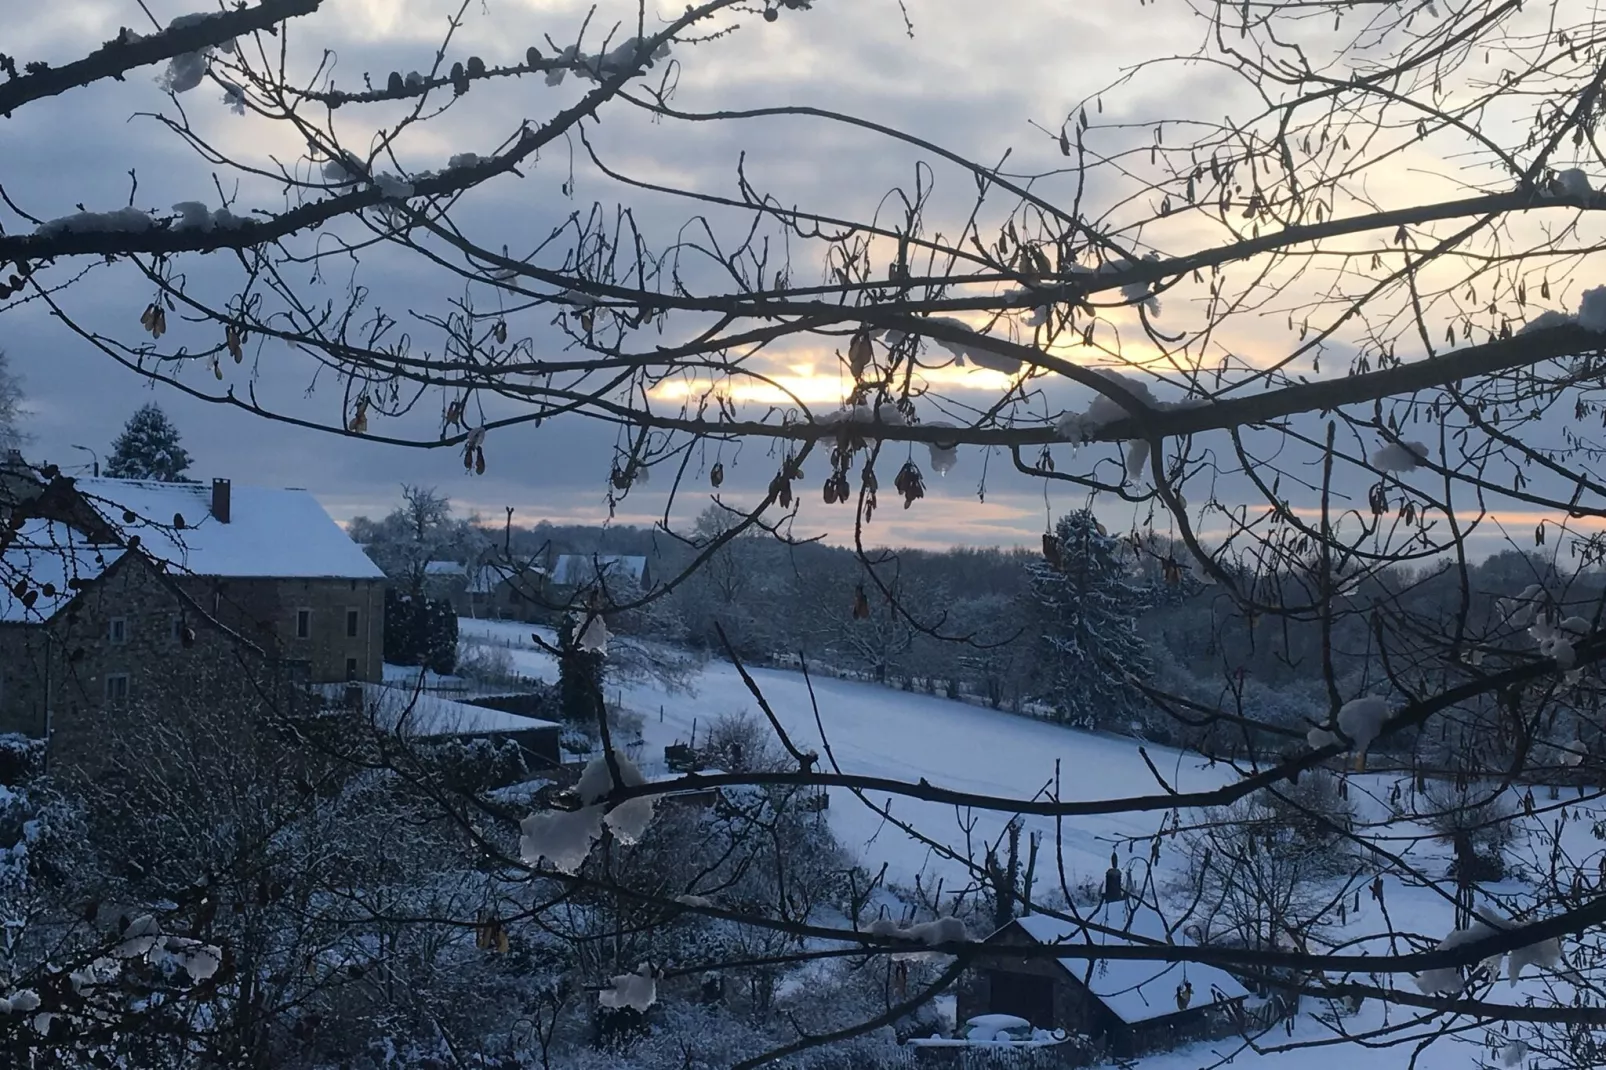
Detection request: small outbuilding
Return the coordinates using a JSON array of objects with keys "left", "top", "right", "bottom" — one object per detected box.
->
[{"left": 957, "top": 895, "right": 1249, "bottom": 1059}]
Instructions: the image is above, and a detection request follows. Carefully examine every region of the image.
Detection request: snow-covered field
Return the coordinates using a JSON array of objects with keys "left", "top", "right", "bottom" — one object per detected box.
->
[
  {"left": 460, "top": 617, "right": 1235, "bottom": 888},
  {"left": 459, "top": 617, "right": 1601, "bottom": 1070}
]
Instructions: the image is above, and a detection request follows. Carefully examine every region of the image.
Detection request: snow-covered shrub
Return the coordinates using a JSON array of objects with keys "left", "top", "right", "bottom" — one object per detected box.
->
[
  {"left": 455, "top": 638, "right": 522, "bottom": 686},
  {"left": 0, "top": 734, "right": 44, "bottom": 786},
  {"left": 419, "top": 735, "right": 529, "bottom": 793},
  {"left": 700, "top": 711, "right": 785, "bottom": 774},
  {"left": 1177, "top": 781, "right": 1356, "bottom": 954},
  {"left": 1418, "top": 781, "right": 1519, "bottom": 882}
]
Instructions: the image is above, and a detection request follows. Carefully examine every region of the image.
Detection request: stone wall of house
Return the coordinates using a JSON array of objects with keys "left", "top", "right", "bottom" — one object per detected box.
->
[
  {"left": 0, "top": 556, "right": 377, "bottom": 773},
  {"left": 0, "top": 554, "right": 250, "bottom": 755},
  {"left": 177, "top": 576, "right": 384, "bottom": 684}
]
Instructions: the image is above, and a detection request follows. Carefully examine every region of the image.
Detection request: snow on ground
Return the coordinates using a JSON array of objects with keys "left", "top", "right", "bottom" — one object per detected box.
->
[
  {"left": 461, "top": 618, "right": 1231, "bottom": 890},
  {"left": 459, "top": 618, "right": 1606, "bottom": 1070}
]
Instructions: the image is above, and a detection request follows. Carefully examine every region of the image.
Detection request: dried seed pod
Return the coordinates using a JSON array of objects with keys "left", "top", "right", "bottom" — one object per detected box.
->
[
  {"left": 847, "top": 332, "right": 873, "bottom": 378},
  {"left": 1042, "top": 533, "right": 1063, "bottom": 569},
  {"left": 710, "top": 462, "right": 724, "bottom": 488},
  {"left": 348, "top": 398, "right": 369, "bottom": 434},
  {"left": 475, "top": 446, "right": 486, "bottom": 475},
  {"left": 852, "top": 585, "right": 871, "bottom": 620},
  {"left": 450, "top": 61, "right": 469, "bottom": 95},
  {"left": 823, "top": 478, "right": 838, "bottom": 504},
  {"left": 226, "top": 324, "right": 243, "bottom": 362},
  {"left": 493, "top": 320, "right": 508, "bottom": 344},
  {"left": 466, "top": 56, "right": 487, "bottom": 78},
  {"left": 893, "top": 461, "right": 925, "bottom": 509},
  {"left": 445, "top": 399, "right": 465, "bottom": 430},
  {"left": 462, "top": 426, "right": 486, "bottom": 470},
  {"left": 769, "top": 469, "right": 794, "bottom": 507},
  {"left": 211, "top": 358, "right": 223, "bottom": 381},
  {"left": 387, "top": 71, "right": 404, "bottom": 94}
]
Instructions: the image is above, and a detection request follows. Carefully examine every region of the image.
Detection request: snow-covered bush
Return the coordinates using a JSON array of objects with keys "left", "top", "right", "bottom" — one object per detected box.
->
[{"left": 1418, "top": 782, "right": 1519, "bottom": 882}]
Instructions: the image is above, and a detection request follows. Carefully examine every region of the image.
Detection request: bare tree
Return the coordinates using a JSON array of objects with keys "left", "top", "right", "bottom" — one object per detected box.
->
[
  {"left": 0, "top": 351, "right": 25, "bottom": 454},
  {"left": 16, "top": 1, "right": 1606, "bottom": 1066}
]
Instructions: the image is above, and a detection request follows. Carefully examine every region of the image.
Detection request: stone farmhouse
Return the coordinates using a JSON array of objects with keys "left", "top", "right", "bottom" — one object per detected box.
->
[{"left": 0, "top": 474, "right": 386, "bottom": 764}]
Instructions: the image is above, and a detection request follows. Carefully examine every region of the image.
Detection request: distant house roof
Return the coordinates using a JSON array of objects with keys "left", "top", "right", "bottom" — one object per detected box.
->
[
  {"left": 1005, "top": 902, "right": 1249, "bottom": 1025},
  {"left": 424, "top": 560, "right": 468, "bottom": 577},
  {"left": 550, "top": 553, "right": 647, "bottom": 588},
  {"left": 467, "top": 560, "right": 547, "bottom": 595},
  {"left": 69, "top": 477, "right": 385, "bottom": 581}
]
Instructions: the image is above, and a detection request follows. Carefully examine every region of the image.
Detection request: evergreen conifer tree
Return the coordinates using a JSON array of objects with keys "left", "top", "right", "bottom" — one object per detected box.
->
[
  {"left": 105, "top": 403, "right": 194, "bottom": 482},
  {"left": 1029, "top": 509, "right": 1153, "bottom": 730}
]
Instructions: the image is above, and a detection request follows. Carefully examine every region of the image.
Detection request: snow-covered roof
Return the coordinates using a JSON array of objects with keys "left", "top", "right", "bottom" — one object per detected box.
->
[
  {"left": 326, "top": 682, "right": 561, "bottom": 737},
  {"left": 0, "top": 519, "right": 117, "bottom": 622},
  {"left": 466, "top": 561, "right": 546, "bottom": 594},
  {"left": 71, "top": 478, "right": 384, "bottom": 581},
  {"left": 550, "top": 553, "right": 647, "bottom": 588},
  {"left": 1009, "top": 902, "right": 1250, "bottom": 1024},
  {"left": 424, "top": 560, "right": 467, "bottom": 577}
]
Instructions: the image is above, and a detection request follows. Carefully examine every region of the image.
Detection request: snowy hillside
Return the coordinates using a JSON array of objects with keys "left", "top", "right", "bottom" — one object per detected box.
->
[
  {"left": 460, "top": 617, "right": 1232, "bottom": 888},
  {"left": 462, "top": 617, "right": 1604, "bottom": 1070}
]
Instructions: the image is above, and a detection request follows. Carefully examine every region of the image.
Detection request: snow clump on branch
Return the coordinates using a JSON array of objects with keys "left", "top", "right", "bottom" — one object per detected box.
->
[
  {"left": 877, "top": 318, "right": 1026, "bottom": 374},
  {"left": 171, "top": 202, "right": 243, "bottom": 232},
  {"left": 1500, "top": 1040, "right": 1530, "bottom": 1068},
  {"left": 519, "top": 753, "right": 657, "bottom": 873},
  {"left": 1415, "top": 911, "right": 1567, "bottom": 994},
  {"left": 1307, "top": 694, "right": 1389, "bottom": 761},
  {"left": 1557, "top": 168, "right": 1593, "bottom": 196},
  {"left": 0, "top": 989, "right": 40, "bottom": 1014},
  {"left": 1529, "top": 616, "right": 1579, "bottom": 669},
  {"left": 1499, "top": 584, "right": 1547, "bottom": 628},
  {"left": 1370, "top": 440, "right": 1429, "bottom": 473},
  {"left": 35, "top": 208, "right": 154, "bottom": 238},
  {"left": 159, "top": 12, "right": 237, "bottom": 95},
  {"left": 1580, "top": 286, "right": 1606, "bottom": 332},
  {"left": 546, "top": 38, "right": 670, "bottom": 86},
  {"left": 1517, "top": 309, "right": 1576, "bottom": 334},
  {"left": 598, "top": 966, "right": 657, "bottom": 1011},
  {"left": 868, "top": 915, "right": 970, "bottom": 961}
]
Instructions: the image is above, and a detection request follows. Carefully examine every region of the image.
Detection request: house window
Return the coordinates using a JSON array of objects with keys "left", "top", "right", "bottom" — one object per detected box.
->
[
  {"left": 170, "top": 615, "right": 183, "bottom": 642},
  {"left": 104, "top": 673, "right": 130, "bottom": 703},
  {"left": 346, "top": 608, "right": 359, "bottom": 638},
  {"left": 345, "top": 657, "right": 358, "bottom": 681},
  {"left": 296, "top": 609, "right": 312, "bottom": 639},
  {"left": 108, "top": 617, "right": 128, "bottom": 645}
]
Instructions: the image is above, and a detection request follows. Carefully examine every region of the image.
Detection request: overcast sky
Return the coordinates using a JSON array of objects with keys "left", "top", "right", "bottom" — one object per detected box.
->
[{"left": 3, "top": 0, "right": 1592, "bottom": 562}]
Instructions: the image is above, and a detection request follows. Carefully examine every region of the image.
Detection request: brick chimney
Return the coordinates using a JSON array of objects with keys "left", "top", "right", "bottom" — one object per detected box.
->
[{"left": 211, "top": 477, "right": 231, "bottom": 523}]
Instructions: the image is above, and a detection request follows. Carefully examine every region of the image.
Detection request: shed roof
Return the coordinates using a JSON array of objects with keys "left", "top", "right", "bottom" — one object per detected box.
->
[
  {"left": 1008, "top": 901, "right": 1249, "bottom": 1025},
  {"left": 325, "top": 682, "right": 562, "bottom": 737}
]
